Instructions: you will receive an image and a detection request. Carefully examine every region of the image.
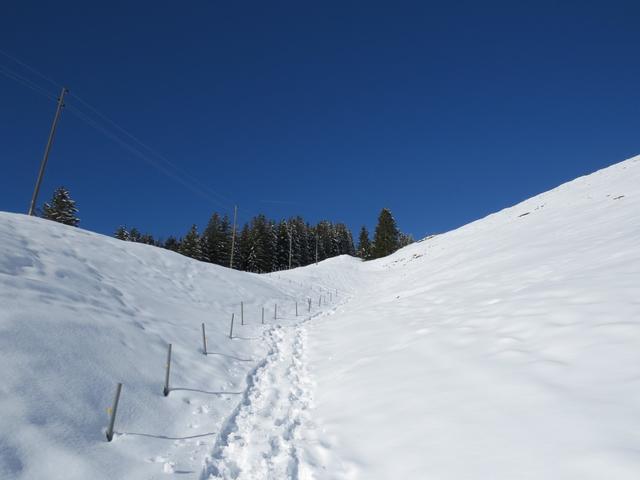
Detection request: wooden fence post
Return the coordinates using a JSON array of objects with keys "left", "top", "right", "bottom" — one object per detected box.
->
[
  {"left": 163, "top": 344, "right": 172, "bottom": 396},
  {"left": 105, "top": 382, "right": 122, "bottom": 442},
  {"left": 229, "top": 313, "right": 235, "bottom": 339}
]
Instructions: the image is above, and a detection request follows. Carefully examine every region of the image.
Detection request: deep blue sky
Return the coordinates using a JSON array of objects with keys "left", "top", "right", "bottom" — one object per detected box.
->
[{"left": 1, "top": 1, "right": 639, "bottom": 240}]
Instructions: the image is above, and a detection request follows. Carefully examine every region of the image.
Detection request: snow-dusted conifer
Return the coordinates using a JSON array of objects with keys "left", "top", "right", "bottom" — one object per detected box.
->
[
  {"left": 41, "top": 186, "right": 79, "bottom": 226},
  {"left": 372, "top": 208, "right": 400, "bottom": 259}
]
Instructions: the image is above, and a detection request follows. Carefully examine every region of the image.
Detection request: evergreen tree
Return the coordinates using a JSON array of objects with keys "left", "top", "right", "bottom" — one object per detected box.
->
[
  {"left": 112, "top": 210, "right": 359, "bottom": 270},
  {"left": 179, "top": 224, "right": 205, "bottom": 260},
  {"left": 357, "top": 226, "right": 372, "bottom": 260},
  {"left": 399, "top": 232, "right": 415, "bottom": 248},
  {"left": 275, "top": 220, "right": 290, "bottom": 271},
  {"left": 163, "top": 236, "right": 181, "bottom": 252},
  {"left": 128, "top": 228, "right": 142, "bottom": 243},
  {"left": 202, "top": 213, "right": 223, "bottom": 265},
  {"left": 247, "top": 215, "right": 275, "bottom": 273},
  {"left": 307, "top": 224, "right": 317, "bottom": 265},
  {"left": 335, "top": 223, "right": 355, "bottom": 256},
  {"left": 235, "top": 224, "right": 251, "bottom": 271},
  {"left": 371, "top": 208, "right": 400, "bottom": 259},
  {"left": 217, "top": 214, "right": 233, "bottom": 267},
  {"left": 139, "top": 233, "right": 156, "bottom": 245},
  {"left": 315, "top": 221, "right": 332, "bottom": 262},
  {"left": 41, "top": 186, "right": 79, "bottom": 226},
  {"left": 114, "top": 225, "right": 129, "bottom": 241},
  {"left": 290, "top": 217, "right": 306, "bottom": 267}
]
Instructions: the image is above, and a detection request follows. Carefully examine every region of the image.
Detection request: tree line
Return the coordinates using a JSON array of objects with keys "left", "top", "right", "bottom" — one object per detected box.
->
[
  {"left": 38, "top": 186, "right": 414, "bottom": 271},
  {"left": 116, "top": 214, "right": 356, "bottom": 273}
]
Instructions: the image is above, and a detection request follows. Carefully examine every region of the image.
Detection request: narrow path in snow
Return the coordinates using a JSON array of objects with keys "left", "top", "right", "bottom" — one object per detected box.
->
[
  {"left": 200, "top": 323, "right": 311, "bottom": 479},
  {"left": 200, "top": 303, "right": 348, "bottom": 480}
]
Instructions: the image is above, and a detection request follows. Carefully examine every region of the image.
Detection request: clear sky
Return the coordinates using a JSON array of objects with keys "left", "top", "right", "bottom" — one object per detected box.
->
[{"left": 1, "top": 1, "right": 639, "bottom": 240}]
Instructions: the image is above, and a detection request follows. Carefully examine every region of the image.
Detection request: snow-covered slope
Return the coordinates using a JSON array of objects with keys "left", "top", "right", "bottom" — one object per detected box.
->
[
  {"left": 289, "top": 155, "right": 640, "bottom": 479},
  {"left": 0, "top": 214, "right": 346, "bottom": 479},
  {"left": 1, "top": 154, "right": 639, "bottom": 479}
]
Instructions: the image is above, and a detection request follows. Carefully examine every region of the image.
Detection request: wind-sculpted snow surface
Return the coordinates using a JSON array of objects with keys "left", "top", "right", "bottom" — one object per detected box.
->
[{"left": 1, "top": 154, "right": 639, "bottom": 479}]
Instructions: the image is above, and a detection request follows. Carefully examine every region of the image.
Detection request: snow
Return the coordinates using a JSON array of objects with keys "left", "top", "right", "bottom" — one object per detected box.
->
[
  {"left": 1, "top": 154, "right": 639, "bottom": 479},
  {"left": 0, "top": 213, "right": 337, "bottom": 479},
  {"left": 291, "top": 155, "right": 640, "bottom": 479}
]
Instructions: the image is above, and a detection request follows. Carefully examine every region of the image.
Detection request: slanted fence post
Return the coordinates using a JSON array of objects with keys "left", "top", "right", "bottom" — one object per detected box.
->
[
  {"left": 308, "top": 298, "right": 311, "bottom": 312},
  {"left": 201, "top": 323, "right": 207, "bottom": 355},
  {"left": 229, "top": 313, "right": 235, "bottom": 339},
  {"left": 262, "top": 306, "right": 265, "bottom": 324},
  {"left": 241, "top": 301, "right": 244, "bottom": 325},
  {"left": 106, "top": 382, "right": 123, "bottom": 442},
  {"left": 274, "top": 304, "right": 277, "bottom": 320},
  {"left": 295, "top": 301, "right": 298, "bottom": 316},
  {"left": 163, "top": 344, "right": 172, "bottom": 397}
]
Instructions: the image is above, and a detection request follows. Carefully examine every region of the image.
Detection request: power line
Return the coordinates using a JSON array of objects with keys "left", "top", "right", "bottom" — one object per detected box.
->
[
  {"left": 0, "top": 64, "right": 56, "bottom": 101},
  {"left": 68, "top": 91, "right": 239, "bottom": 211},
  {"left": 0, "top": 48, "right": 60, "bottom": 89},
  {"left": 0, "top": 49, "right": 256, "bottom": 223},
  {"left": 66, "top": 105, "right": 236, "bottom": 210}
]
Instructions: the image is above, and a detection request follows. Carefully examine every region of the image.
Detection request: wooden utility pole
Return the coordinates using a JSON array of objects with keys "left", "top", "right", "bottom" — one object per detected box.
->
[
  {"left": 229, "top": 205, "right": 237, "bottom": 268},
  {"left": 315, "top": 234, "right": 318, "bottom": 265},
  {"left": 28, "top": 87, "right": 68, "bottom": 216},
  {"left": 288, "top": 227, "right": 293, "bottom": 270}
]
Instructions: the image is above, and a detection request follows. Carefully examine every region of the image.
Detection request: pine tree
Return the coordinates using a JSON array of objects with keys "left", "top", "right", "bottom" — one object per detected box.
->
[
  {"left": 236, "top": 224, "right": 251, "bottom": 271},
  {"left": 335, "top": 223, "right": 355, "bottom": 256},
  {"left": 114, "top": 225, "right": 129, "bottom": 241},
  {"left": 202, "top": 213, "right": 223, "bottom": 265},
  {"left": 112, "top": 210, "right": 358, "bottom": 269},
  {"left": 163, "top": 236, "right": 181, "bottom": 251},
  {"left": 371, "top": 208, "right": 400, "bottom": 259},
  {"left": 399, "top": 232, "right": 415, "bottom": 248},
  {"left": 357, "top": 226, "right": 372, "bottom": 260},
  {"left": 128, "top": 228, "right": 142, "bottom": 242},
  {"left": 179, "top": 224, "right": 204, "bottom": 260},
  {"left": 41, "top": 186, "right": 79, "bottom": 226},
  {"left": 217, "top": 214, "right": 233, "bottom": 267},
  {"left": 275, "top": 220, "right": 290, "bottom": 271}
]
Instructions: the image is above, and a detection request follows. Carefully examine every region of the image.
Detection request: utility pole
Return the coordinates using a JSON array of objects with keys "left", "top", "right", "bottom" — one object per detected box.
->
[
  {"left": 288, "top": 224, "right": 293, "bottom": 270},
  {"left": 229, "top": 205, "right": 237, "bottom": 269},
  {"left": 28, "top": 86, "right": 68, "bottom": 216},
  {"left": 315, "top": 233, "right": 318, "bottom": 266}
]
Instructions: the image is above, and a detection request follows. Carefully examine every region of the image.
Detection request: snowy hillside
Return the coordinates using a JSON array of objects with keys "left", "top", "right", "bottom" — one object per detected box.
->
[
  {"left": 1, "top": 154, "right": 639, "bottom": 479},
  {"left": 289, "top": 155, "right": 640, "bottom": 479},
  {"left": 0, "top": 213, "right": 350, "bottom": 479}
]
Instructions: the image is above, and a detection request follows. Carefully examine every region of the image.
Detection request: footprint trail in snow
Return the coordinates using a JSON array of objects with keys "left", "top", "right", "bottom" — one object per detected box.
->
[{"left": 201, "top": 324, "right": 316, "bottom": 479}]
